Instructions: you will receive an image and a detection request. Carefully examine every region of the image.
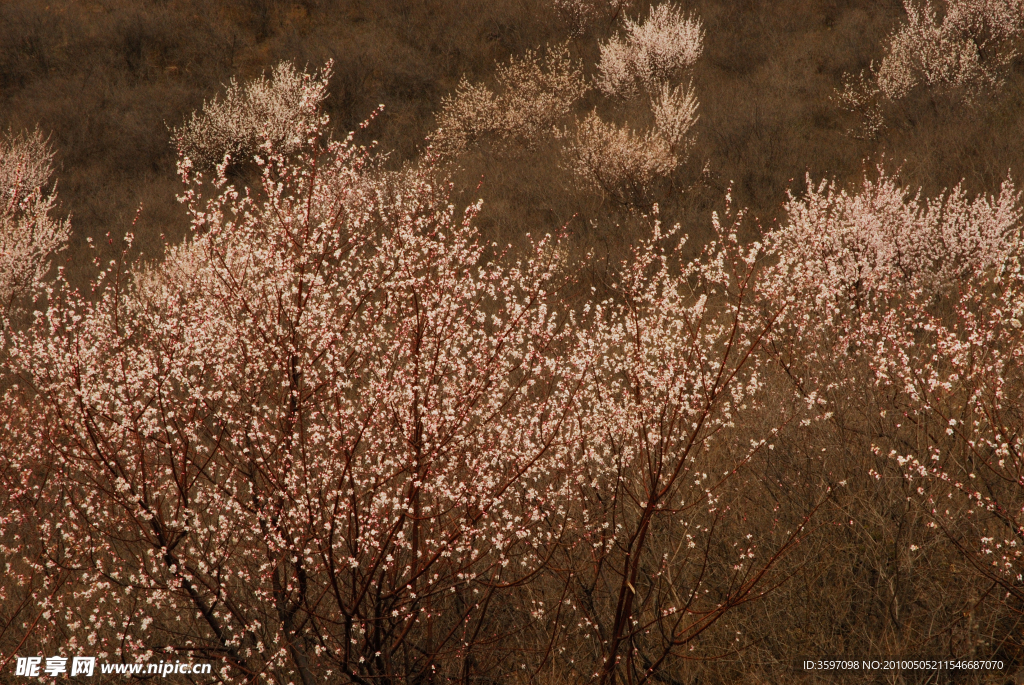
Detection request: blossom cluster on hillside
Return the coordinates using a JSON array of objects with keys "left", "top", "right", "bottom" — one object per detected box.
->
[{"left": 2, "top": 1, "right": 1024, "bottom": 683}]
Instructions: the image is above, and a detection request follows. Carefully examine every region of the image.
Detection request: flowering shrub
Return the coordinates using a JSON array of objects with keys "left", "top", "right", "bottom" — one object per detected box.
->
[
  {"left": 430, "top": 45, "right": 587, "bottom": 158},
  {"left": 173, "top": 61, "right": 332, "bottom": 170},
  {"left": 839, "top": 0, "right": 1024, "bottom": 134},
  {"left": 431, "top": 6, "right": 704, "bottom": 207},
  {"left": 0, "top": 129, "right": 68, "bottom": 330},
  {"left": 767, "top": 169, "right": 1021, "bottom": 304},
  {"left": 762, "top": 168, "right": 1024, "bottom": 623},
  {"left": 552, "top": 208, "right": 814, "bottom": 683},
  {"left": 567, "top": 83, "right": 699, "bottom": 204},
  {"left": 567, "top": 111, "right": 678, "bottom": 204},
  {"left": 650, "top": 82, "right": 699, "bottom": 154},
  {"left": 596, "top": 4, "right": 704, "bottom": 97},
  {"left": 866, "top": 256, "right": 1024, "bottom": 602}
]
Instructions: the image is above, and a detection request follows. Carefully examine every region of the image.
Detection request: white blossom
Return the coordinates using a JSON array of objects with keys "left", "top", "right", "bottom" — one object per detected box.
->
[
  {"left": 0, "top": 128, "right": 68, "bottom": 328},
  {"left": 596, "top": 4, "right": 704, "bottom": 97},
  {"left": 173, "top": 61, "right": 332, "bottom": 170}
]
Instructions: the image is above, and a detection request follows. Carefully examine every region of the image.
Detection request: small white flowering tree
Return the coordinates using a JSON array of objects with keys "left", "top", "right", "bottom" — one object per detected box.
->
[
  {"left": 0, "top": 129, "right": 68, "bottom": 331},
  {"left": 568, "top": 112, "right": 678, "bottom": 205},
  {"left": 430, "top": 45, "right": 587, "bottom": 159},
  {"left": 173, "top": 61, "right": 332, "bottom": 171},
  {"left": 595, "top": 3, "right": 704, "bottom": 98},
  {"left": 839, "top": 0, "right": 1024, "bottom": 134},
  {"left": 433, "top": 5, "right": 704, "bottom": 208},
  {"left": 568, "top": 4, "right": 703, "bottom": 206},
  {"left": 568, "top": 82, "right": 699, "bottom": 205}
]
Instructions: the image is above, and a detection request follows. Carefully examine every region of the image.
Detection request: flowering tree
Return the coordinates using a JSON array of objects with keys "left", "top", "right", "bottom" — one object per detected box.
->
[
  {"left": 866, "top": 254, "right": 1024, "bottom": 604},
  {"left": 0, "top": 55, "right": 822, "bottom": 682},
  {"left": 4, "top": 77, "right": 604, "bottom": 681},
  {"left": 762, "top": 169, "right": 1024, "bottom": 630},
  {"left": 769, "top": 169, "right": 1021, "bottom": 300},
  {"left": 595, "top": 3, "right": 704, "bottom": 98},
  {"left": 650, "top": 83, "right": 700, "bottom": 155},
  {"left": 0, "top": 129, "right": 68, "bottom": 331},
  {"left": 430, "top": 45, "right": 587, "bottom": 159},
  {"left": 173, "top": 61, "right": 332, "bottom": 171},
  {"left": 568, "top": 112, "right": 678, "bottom": 205},
  {"left": 554, "top": 211, "right": 816, "bottom": 684},
  {"left": 839, "top": 0, "right": 1024, "bottom": 134},
  {"left": 433, "top": 5, "right": 704, "bottom": 208},
  {"left": 568, "top": 4, "right": 703, "bottom": 206},
  {"left": 568, "top": 83, "right": 698, "bottom": 206}
]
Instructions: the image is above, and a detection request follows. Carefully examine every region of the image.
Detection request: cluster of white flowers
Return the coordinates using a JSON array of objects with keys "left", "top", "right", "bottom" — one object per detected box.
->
[
  {"left": 766, "top": 169, "right": 1021, "bottom": 303},
  {"left": 839, "top": 0, "right": 1024, "bottom": 132},
  {"left": 430, "top": 45, "right": 587, "bottom": 158},
  {"left": 649, "top": 81, "right": 699, "bottom": 152},
  {"left": 0, "top": 128, "right": 68, "bottom": 328},
  {"left": 173, "top": 61, "right": 332, "bottom": 170},
  {"left": 595, "top": 3, "right": 704, "bottom": 97},
  {"left": 570, "top": 4, "right": 703, "bottom": 203}
]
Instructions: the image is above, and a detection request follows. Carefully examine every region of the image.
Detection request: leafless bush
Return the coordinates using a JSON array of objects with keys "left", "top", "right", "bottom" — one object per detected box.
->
[{"left": 553, "top": 0, "right": 619, "bottom": 37}]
